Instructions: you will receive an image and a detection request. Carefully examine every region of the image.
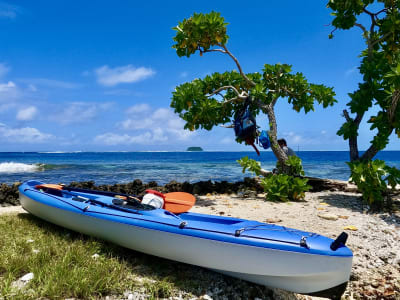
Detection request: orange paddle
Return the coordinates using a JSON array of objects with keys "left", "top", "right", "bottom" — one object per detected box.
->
[
  {"left": 164, "top": 192, "right": 196, "bottom": 214},
  {"left": 36, "top": 184, "right": 63, "bottom": 190},
  {"left": 36, "top": 184, "right": 196, "bottom": 213}
]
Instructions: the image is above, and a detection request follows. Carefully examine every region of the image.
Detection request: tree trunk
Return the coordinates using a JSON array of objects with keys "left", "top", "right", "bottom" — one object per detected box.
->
[
  {"left": 360, "top": 144, "right": 380, "bottom": 161},
  {"left": 348, "top": 136, "right": 359, "bottom": 161},
  {"left": 265, "top": 105, "right": 288, "bottom": 170},
  {"left": 343, "top": 110, "right": 362, "bottom": 162}
]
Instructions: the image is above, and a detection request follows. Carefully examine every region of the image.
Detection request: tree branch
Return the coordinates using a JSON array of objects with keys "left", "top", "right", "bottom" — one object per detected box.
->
[
  {"left": 388, "top": 90, "right": 400, "bottom": 124},
  {"left": 360, "top": 143, "right": 380, "bottom": 162},
  {"left": 206, "top": 86, "right": 249, "bottom": 104},
  {"left": 270, "top": 95, "right": 279, "bottom": 109},
  {"left": 343, "top": 109, "right": 353, "bottom": 122},
  {"left": 355, "top": 23, "right": 368, "bottom": 35},
  {"left": 203, "top": 48, "right": 227, "bottom": 55},
  {"left": 206, "top": 85, "right": 241, "bottom": 97},
  {"left": 370, "top": 32, "right": 392, "bottom": 47},
  {"left": 375, "top": 8, "right": 387, "bottom": 16},
  {"left": 220, "top": 45, "right": 256, "bottom": 87},
  {"left": 219, "top": 124, "right": 234, "bottom": 128}
]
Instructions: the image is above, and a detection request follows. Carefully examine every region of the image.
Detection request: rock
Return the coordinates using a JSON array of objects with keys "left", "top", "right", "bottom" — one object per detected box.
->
[
  {"left": 371, "top": 281, "right": 380, "bottom": 288},
  {"left": 11, "top": 272, "right": 34, "bottom": 290},
  {"left": 266, "top": 218, "right": 282, "bottom": 223},
  {"left": 318, "top": 213, "right": 339, "bottom": 221},
  {"left": 344, "top": 225, "right": 358, "bottom": 231}
]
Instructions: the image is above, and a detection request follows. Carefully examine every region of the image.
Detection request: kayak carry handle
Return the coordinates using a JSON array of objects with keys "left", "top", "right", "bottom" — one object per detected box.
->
[{"left": 330, "top": 232, "right": 348, "bottom": 251}]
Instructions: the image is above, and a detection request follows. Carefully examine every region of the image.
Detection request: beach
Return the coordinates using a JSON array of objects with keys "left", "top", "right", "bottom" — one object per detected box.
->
[{"left": 2, "top": 187, "right": 399, "bottom": 299}]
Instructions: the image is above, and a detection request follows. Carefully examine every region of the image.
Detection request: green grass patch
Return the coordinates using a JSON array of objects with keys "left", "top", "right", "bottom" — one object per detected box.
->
[{"left": 0, "top": 213, "right": 272, "bottom": 299}]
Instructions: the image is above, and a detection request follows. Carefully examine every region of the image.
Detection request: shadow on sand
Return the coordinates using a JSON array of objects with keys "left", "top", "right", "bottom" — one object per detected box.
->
[{"left": 318, "top": 192, "right": 400, "bottom": 227}]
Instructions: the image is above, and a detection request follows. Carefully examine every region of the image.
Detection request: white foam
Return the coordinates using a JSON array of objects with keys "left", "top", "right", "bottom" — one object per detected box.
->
[
  {"left": 38, "top": 151, "right": 82, "bottom": 153},
  {"left": 0, "top": 162, "right": 42, "bottom": 173}
]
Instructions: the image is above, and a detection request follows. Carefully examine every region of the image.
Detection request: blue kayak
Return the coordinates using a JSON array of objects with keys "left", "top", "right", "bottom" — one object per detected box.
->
[{"left": 19, "top": 180, "right": 353, "bottom": 298}]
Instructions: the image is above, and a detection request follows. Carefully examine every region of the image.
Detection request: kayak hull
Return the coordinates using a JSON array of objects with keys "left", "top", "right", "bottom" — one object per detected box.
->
[{"left": 19, "top": 181, "right": 352, "bottom": 296}]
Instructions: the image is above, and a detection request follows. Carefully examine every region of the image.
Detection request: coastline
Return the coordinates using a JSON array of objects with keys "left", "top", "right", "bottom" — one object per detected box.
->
[{"left": 1, "top": 180, "right": 399, "bottom": 299}]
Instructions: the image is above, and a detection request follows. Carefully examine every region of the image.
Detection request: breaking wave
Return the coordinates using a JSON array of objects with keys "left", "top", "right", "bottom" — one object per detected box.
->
[{"left": 0, "top": 162, "right": 45, "bottom": 173}]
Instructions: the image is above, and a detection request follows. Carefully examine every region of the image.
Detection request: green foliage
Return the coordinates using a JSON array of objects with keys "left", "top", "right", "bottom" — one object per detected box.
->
[
  {"left": 237, "top": 156, "right": 311, "bottom": 201},
  {"left": 329, "top": 1, "right": 400, "bottom": 158},
  {"left": 261, "top": 174, "right": 311, "bottom": 202},
  {"left": 348, "top": 160, "right": 400, "bottom": 210},
  {"left": 276, "top": 155, "right": 305, "bottom": 176},
  {"left": 237, "top": 156, "right": 262, "bottom": 176},
  {"left": 261, "top": 64, "right": 336, "bottom": 112},
  {"left": 171, "top": 71, "right": 245, "bottom": 131},
  {"left": 171, "top": 13, "right": 337, "bottom": 137},
  {"left": 171, "top": 11, "right": 336, "bottom": 175},
  {"left": 172, "top": 11, "right": 229, "bottom": 57}
]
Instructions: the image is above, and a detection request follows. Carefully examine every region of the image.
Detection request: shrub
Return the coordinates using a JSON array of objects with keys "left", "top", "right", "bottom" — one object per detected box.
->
[
  {"left": 276, "top": 155, "right": 305, "bottom": 176},
  {"left": 237, "top": 156, "right": 262, "bottom": 176},
  {"left": 261, "top": 174, "right": 311, "bottom": 202},
  {"left": 348, "top": 160, "right": 400, "bottom": 210},
  {"left": 237, "top": 156, "right": 311, "bottom": 201}
]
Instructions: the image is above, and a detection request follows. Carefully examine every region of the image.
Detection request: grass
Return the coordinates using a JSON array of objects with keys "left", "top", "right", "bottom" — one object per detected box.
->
[{"left": 0, "top": 213, "right": 272, "bottom": 299}]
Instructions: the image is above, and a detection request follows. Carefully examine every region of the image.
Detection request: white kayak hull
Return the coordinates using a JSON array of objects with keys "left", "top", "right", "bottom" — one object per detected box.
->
[{"left": 20, "top": 192, "right": 352, "bottom": 295}]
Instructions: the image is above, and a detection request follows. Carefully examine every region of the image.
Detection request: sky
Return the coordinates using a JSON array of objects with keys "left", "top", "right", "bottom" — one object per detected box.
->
[{"left": 0, "top": 0, "right": 399, "bottom": 152}]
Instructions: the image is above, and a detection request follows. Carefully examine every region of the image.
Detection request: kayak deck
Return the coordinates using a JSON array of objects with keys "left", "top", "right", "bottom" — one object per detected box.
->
[{"left": 22, "top": 180, "right": 352, "bottom": 258}]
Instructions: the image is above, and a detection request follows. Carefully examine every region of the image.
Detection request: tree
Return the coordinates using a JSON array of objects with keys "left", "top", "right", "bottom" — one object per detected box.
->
[
  {"left": 329, "top": 0, "right": 400, "bottom": 162},
  {"left": 170, "top": 12, "right": 336, "bottom": 172}
]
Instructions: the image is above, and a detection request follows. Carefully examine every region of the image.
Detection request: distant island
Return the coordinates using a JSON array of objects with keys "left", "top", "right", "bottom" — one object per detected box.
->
[{"left": 186, "top": 147, "right": 203, "bottom": 151}]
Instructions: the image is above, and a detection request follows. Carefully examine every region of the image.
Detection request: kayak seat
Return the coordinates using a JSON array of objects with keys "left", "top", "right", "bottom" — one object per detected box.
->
[{"left": 112, "top": 198, "right": 155, "bottom": 211}]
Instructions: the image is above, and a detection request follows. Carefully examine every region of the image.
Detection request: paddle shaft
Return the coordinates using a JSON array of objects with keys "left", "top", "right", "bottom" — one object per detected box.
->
[
  {"left": 40, "top": 187, "right": 143, "bottom": 215},
  {"left": 37, "top": 184, "right": 196, "bottom": 213},
  {"left": 63, "top": 186, "right": 139, "bottom": 199},
  {"left": 65, "top": 186, "right": 193, "bottom": 206}
]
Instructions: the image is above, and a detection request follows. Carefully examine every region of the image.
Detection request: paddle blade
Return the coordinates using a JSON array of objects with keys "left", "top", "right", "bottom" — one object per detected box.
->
[
  {"left": 164, "top": 192, "right": 196, "bottom": 213},
  {"left": 36, "top": 184, "right": 63, "bottom": 190}
]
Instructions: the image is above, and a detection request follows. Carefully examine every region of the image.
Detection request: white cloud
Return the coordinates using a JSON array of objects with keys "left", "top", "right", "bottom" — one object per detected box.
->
[
  {"left": 0, "top": 123, "right": 53, "bottom": 143},
  {"left": 220, "top": 137, "right": 235, "bottom": 144},
  {"left": 16, "top": 106, "right": 38, "bottom": 121},
  {"left": 120, "top": 118, "right": 153, "bottom": 130},
  {"left": 0, "top": 81, "right": 16, "bottom": 93},
  {"left": 99, "top": 106, "right": 194, "bottom": 146},
  {"left": 345, "top": 66, "right": 358, "bottom": 77},
  {"left": 0, "top": 2, "right": 20, "bottom": 19},
  {"left": 95, "top": 65, "right": 155, "bottom": 87},
  {"left": 126, "top": 103, "right": 150, "bottom": 114},
  {"left": 0, "top": 63, "right": 10, "bottom": 78},
  {"left": 19, "top": 78, "right": 82, "bottom": 89},
  {"left": 0, "top": 81, "right": 19, "bottom": 105},
  {"left": 51, "top": 102, "right": 113, "bottom": 125},
  {"left": 28, "top": 84, "right": 37, "bottom": 92},
  {"left": 94, "top": 132, "right": 152, "bottom": 145},
  {"left": 282, "top": 131, "right": 304, "bottom": 145},
  {"left": 152, "top": 108, "right": 171, "bottom": 120}
]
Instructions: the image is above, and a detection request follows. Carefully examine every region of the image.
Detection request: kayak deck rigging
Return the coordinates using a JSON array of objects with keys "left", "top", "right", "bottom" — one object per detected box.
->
[{"left": 25, "top": 185, "right": 327, "bottom": 250}]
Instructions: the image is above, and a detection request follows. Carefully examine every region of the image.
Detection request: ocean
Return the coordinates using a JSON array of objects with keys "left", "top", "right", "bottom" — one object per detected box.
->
[{"left": 0, "top": 151, "right": 399, "bottom": 185}]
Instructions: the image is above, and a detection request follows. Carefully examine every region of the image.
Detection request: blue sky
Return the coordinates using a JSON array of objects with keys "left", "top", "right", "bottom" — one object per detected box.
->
[{"left": 0, "top": 0, "right": 398, "bottom": 152}]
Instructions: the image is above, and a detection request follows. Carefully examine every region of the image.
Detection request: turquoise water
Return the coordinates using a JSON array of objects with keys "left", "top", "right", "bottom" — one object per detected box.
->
[{"left": 0, "top": 151, "right": 399, "bottom": 185}]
